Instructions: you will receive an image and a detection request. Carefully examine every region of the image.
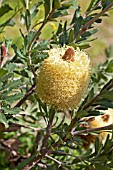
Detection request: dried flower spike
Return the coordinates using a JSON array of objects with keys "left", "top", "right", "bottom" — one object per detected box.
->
[
  {"left": 80, "top": 108, "right": 113, "bottom": 148},
  {"left": 37, "top": 46, "right": 91, "bottom": 110}
]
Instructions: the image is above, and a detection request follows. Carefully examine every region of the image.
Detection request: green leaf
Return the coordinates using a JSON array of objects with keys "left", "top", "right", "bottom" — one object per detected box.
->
[
  {"left": 81, "top": 28, "right": 98, "bottom": 40},
  {"left": 87, "top": 88, "right": 94, "bottom": 102},
  {"left": 56, "top": 21, "right": 63, "bottom": 36},
  {"left": 12, "top": 44, "right": 25, "bottom": 59},
  {"left": 52, "top": 0, "right": 61, "bottom": 9},
  {"left": 77, "top": 110, "right": 88, "bottom": 118},
  {"left": 34, "top": 40, "right": 50, "bottom": 51},
  {"left": 58, "top": 21, "right": 68, "bottom": 45},
  {"left": 31, "top": 51, "right": 49, "bottom": 64},
  {"left": 74, "top": 16, "right": 83, "bottom": 37},
  {"left": 77, "top": 42, "right": 91, "bottom": 49},
  {"left": 3, "top": 93, "right": 23, "bottom": 103},
  {"left": 15, "top": 154, "right": 36, "bottom": 170},
  {"left": 51, "top": 10, "right": 68, "bottom": 18},
  {"left": 3, "top": 107, "right": 21, "bottom": 115},
  {"left": 94, "top": 163, "right": 110, "bottom": 170},
  {"left": 2, "top": 80, "right": 22, "bottom": 91},
  {"left": 0, "top": 68, "right": 8, "bottom": 81},
  {"left": 86, "top": 0, "right": 100, "bottom": 12},
  {"left": 0, "top": 73, "right": 13, "bottom": 84},
  {"left": 63, "top": 21, "right": 67, "bottom": 44},
  {"left": 62, "top": 0, "right": 78, "bottom": 10},
  {"left": 0, "top": 112, "right": 8, "bottom": 128},
  {"left": 100, "top": 90, "right": 113, "bottom": 100},
  {"left": 102, "top": 135, "right": 113, "bottom": 153},
  {"left": 105, "top": 60, "right": 113, "bottom": 72},
  {"left": 49, "top": 107, "right": 55, "bottom": 120},
  {"left": 25, "top": 31, "right": 36, "bottom": 49},
  {"left": 69, "top": 29, "right": 74, "bottom": 43},
  {"left": 30, "top": 2, "right": 43, "bottom": 19},
  {"left": 105, "top": 45, "right": 113, "bottom": 58},
  {"left": 0, "top": 4, "right": 12, "bottom": 18},
  {"left": 95, "top": 99, "right": 113, "bottom": 109},
  {"left": 102, "top": 0, "right": 113, "bottom": 9},
  {"left": 0, "top": 18, "right": 15, "bottom": 28},
  {"left": 71, "top": 7, "right": 81, "bottom": 24},
  {"left": 18, "top": 70, "right": 28, "bottom": 78},
  {"left": 25, "top": 9, "right": 31, "bottom": 31},
  {"left": 93, "top": 155, "right": 108, "bottom": 162},
  {"left": 94, "top": 137, "right": 101, "bottom": 155},
  {"left": 6, "top": 63, "right": 17, "bottom": 72},
  {"left": 20, "top": 0, "right": 26, "bottom": 8},
  {"left": 44, "top": 0, "right": 50, "bottom": 18}
]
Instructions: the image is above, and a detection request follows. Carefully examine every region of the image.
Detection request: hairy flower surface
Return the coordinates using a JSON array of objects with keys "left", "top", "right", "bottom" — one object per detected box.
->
[{"left": 37, "top": 46, "right": 91, "bottom": 110}]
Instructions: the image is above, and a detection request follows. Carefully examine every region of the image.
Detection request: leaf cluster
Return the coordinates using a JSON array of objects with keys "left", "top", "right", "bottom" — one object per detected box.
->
[{"left": 1, "top": 0, "right": 113, "bottom": 169}]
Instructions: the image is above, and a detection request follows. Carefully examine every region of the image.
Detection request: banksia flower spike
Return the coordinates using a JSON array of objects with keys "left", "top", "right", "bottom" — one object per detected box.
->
[{"left": 37, "top": 46, "right": 91, "bottom": 110}]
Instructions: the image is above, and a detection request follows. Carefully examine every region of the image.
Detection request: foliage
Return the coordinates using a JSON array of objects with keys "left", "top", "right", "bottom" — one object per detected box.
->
[{"left": 0, "top": 0, "right": 113, "bottom": 169}]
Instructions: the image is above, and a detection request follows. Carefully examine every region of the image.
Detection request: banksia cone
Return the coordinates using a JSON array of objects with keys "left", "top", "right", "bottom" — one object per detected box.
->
[
  {"left": 80, "top": 108, "right": 113, "bottom": 148},
  {"left": 37, "top": 46, "right": 91, "bottom": 110}
]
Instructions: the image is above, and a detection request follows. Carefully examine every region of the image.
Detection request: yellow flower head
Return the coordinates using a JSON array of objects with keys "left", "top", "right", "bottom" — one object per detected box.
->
[{"left": 37, "top": 46, "right": 91, "bottom": 110}]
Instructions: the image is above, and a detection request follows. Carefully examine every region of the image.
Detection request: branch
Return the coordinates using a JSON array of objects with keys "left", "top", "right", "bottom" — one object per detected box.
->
[
  {"left": 41, "top": 110, "right": 55, "bottom": 154},
  {"left": 22, "top": 155, "right": 42, "bottom": 170},
  {"left": 71, "top": 124, "right": 113, "bottom": 136},
  {"left": 21, "top": 110, "right": 55, "bottom": 170},
  {"left": 3, "top": 122, "right": 40, "bottom": 132},
  {"left": 74, "top": 2, "right": 113, "bottom": 40},
  {"left": 14, "top": 84, "right": 36, "bottom": 107}
]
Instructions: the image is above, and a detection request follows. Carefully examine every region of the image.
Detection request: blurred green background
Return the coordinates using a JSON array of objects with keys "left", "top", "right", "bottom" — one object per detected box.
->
[{"left": 0, "top": 0, "right": 113, "bottom": 65}]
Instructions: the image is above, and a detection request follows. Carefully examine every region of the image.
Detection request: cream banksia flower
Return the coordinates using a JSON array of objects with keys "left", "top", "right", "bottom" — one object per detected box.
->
[{"left": 37, "top": 46, "right": 91, "bottom": 110}]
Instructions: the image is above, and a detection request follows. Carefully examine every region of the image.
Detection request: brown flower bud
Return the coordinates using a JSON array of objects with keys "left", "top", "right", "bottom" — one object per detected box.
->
[
  {"left": 1, "top": 44, "right": 7, "bottom": 58},
  {"left": 62, "top": 47, "right": 75, "bottom": 62}
]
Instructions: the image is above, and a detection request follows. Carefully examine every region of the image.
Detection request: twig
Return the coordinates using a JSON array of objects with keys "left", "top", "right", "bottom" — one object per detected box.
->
[
  {"left": 74, "top": 2, "right": 113, "bottom": 40},
  {"left": 22, "top": 155, "right": 42, "bottom": 170},
  {"left": 51, "top": 150, "right": 82, "bottom": 159},
  {"left": 45, "top": 154, "right": 62, "bottom": 166},
  {"left": 3, "top": 122, "right": 40, "bottom": 132},
  {"left": 26, "top": 0, "right": 29, "bottom": 9},
  {"left": 100, "top": 79, "right": 113, "bottom": 92},
  {"left": 41, "top": 110, "right": 55, "bottom": 154},
  {"left": 71, "top": 124, "right": 113, "bottom": 136},
  {"left": 14, "top": 84, "right": 36, "bottom": 107}
]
